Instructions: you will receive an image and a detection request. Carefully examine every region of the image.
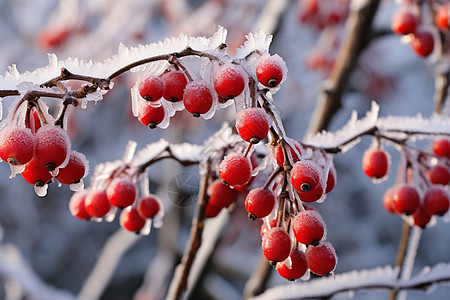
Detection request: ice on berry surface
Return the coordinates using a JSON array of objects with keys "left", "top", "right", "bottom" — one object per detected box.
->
[
  {"left": 9, "top": 163, "right": 25, "bottom": 179},
  {"left": 34, "top": 184, "right": 49, "bottom": 197},
  {"left": 69, "top": 180, "right": 84, "bottom": 192}
]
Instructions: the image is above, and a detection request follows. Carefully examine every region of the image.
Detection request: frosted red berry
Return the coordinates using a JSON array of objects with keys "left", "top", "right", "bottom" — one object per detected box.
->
[
  {"left": 214, "top": 63, "right": 246, "bottom": 100},
  {"left": 0, "top": 126, "right": 34, "bottom": 165},
  {"left": 429, "top": 165, "right": 450, "bottom": 185},
  {"left": 391, "top": 7, "right": 417, "bottom": 35},
  {"left": 183, "top": 80, "right": 214, "bottom": 117},
  {"left": 139, "top": 75, "right": 165, "bottom": 101},
  {"left": 306, "top": 241, "right": 337, "bottom": 276},
  {"left": 245, "top": 187, "right": 275, "bottom": 220},
  {"left": 362, "top": 148, "right": 389, "bottom": 179},
  {"left": 276, "top": 249, "right": 308, "bottom": 281},
  {"left": 291, "top": 160, "right": 324, "bottom": 202},
  {"left": 260, "top": 218, "right": 277, "bottom": 237},
  {"left": 161, "top": 70, "right": 188, "bottom": 102},
  {"left": 106, "top": 178, "right": 137, "bottom": 208},
  {"left": 120, "top": 208, "right": 146, "bottom": 233},
  {"left": 138, "top": 101, "right": 165, "bottom": 129},
  {"left": 235, "top": 108, "right": 270, "bottom": 144},
  {"left": 275, "top": 139, "right": 302, "bottom": 167},
  {"left": 392, "top": 184, "right": 420, "bottom": 215},
  {"left": 34, "top": 125, "right": 70, "bottom": 171},
  {"left": 29, "top": 108, "right": 42, "bottom": 134},
  {"left": 207, "top": 179, "right": 238, "bottom": 208},
  {"left": 432, "top": 138, "right": 450, "bottom": 158},
  {"left": 219, "top": 153, "right": 252, "bottom": 187},
  {"left": 84, "top": 189, "right": 111, "bottom": 218},
  {"left": 325, "top": 167, "right": 336, "bottom": 194},
  {"left": 21, "top": 158, "right": 52, "bottom": 186},
  {"left": 423, "top": 186, "right": 449, "bottom": 216},
  {"left": 262, "top": 227, "right": 292, "bottom": 263},
  {"left": 412, "top": 205, "right": 431, "bottom": 228},
  {"left": 292, "top": 210, "right": 325, "bottom": 246},
  {"left": 383, "top": 187, "right": 396, "bottom": 214},
  {"left": 56, "top": 150, "right": 87, "bottom": 185},
  {"left": 69, "top": 190, "right": 91, "bottom": 220},
  {"left": 436, "top": 4, "right": 450, "bottom": 32},
  {"left": 410, "top": 28, "right": 434, "bottom": 57},
  {"left": 256, "top": 55, "right": 285, "bottom": 88},
  {"left": 137, "top": 195, "right": 161, "bottom": 219}
]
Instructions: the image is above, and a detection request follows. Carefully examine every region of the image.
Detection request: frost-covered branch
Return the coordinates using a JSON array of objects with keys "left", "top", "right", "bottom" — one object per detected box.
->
[{"left": 251, "top": 263, "right": 450, "bottom": 300}]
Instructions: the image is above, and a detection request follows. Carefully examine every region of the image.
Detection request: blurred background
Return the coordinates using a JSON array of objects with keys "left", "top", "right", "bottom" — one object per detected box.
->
[{"left": 0, "top": 0, "right": 448, "bottom": 299}]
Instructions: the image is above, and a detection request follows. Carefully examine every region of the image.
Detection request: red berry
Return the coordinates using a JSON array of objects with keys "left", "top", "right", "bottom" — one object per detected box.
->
[
  {"left": 245, "top": 187, "right": 275, "bottom": 220},
  {"left": 429, "top": 165, "right": 450, "bottom": 185},
  {"left": 219, "top": 153, "right": 252, "bottom": 187},
  {"left": 84, "top": 189, "right": 111, "bottom": 218},
  {"left": 325, "top": 167, "right": 336, "bottom": 194},
  {"left": 276, "top": 249, "right": 308, "bottom": 281},
  {"left": 29, "top": 108, "right": 42, "bottom": 134},
  {"left": 139, "top": 75, "right": 165, "bottom": 101},
  {"left": 69, "top": 190, "right": 91, "bottom": 220},
  {"left": 412, "top": 205, "right": 431, "bottom": 228},
  {"left": 391, "top": 7, "right": 417, "bottom": 35},
  {"left": 262, "top": 227, "right": 292, "bottom": 262},
  {"left": 34, "top": 125, "right": 71, "bottom": 171},
  {"left": 214, "top": 63, "right": 246, "bottom": 100},
  {"left": 275, "top": 139, "right": 302, "bottom": 167},
  {"left": 235, "top": 108, "right": 270, "bottom": 144},
  {"left": 392, "top": 184, "right": 420, "bottom": 215},
  {"left": 410, "top": 28, "right": 435, "bottom": 57},
  {"left": 56, "top": 150, "right": 87, "bottom": 185},
  {"left": 256, "top": 55, "right": 285, "bottom": 88},
  {"left": 0, "top": 126, "right": 34, "bottom": 165},
  {"left": 362, "top": 148, "right": 389, "bottom": 179},
  {"left": 37, "top": 28, "right": 69, "bottom": 49},
  {"left": 138, "top": 101, "right": 165, "bottom": 129},
  {"left": 383, "top": 187, "right": 396, "bottom": 214},
  {"left": 21, "top": 158, "right": 52, "bottom": 186},
  {"left": 423, "top": 186, "right": 449, "bottom": 216},
  {"left": 205, "top": 203, "right": 222, "bottom": 218},
  {"left": 183, "top": 80, "right": 214, "bottom": 117},
  {"left": 432, "top": 138, "right": 450, "bottom": 158},
  {"left": 435, "top": 4, "right": 450, "bottom": 32},
  {"left": 161, "top": 70, "right": 188, "bottom": 102},
  {"left": 207, "top": 179, "right": 238, "bottom": 208},
  {"left": 291, "top": 160, "right": 324, "bottom": 202},
  {"left": 137, "top": 195, "right": 161, "bottom": 219},
  {"left": 120, "top": 208, "right": 146, "bottom": 232},
  {"left": 106, "top": 178, "right": 137, "bottom": 208},
  {"left": 306, "top": 241, "right": 337, "bottom": 276},
  {"left": 298, "top": 0, "right": 318, "bottom": 23},
  {"left": 292, "top": 210, "right": 325, "bottom": 246}
]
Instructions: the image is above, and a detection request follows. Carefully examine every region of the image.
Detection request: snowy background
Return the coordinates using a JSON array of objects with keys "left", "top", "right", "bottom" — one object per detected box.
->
[{"left": 0, "top": 0, "right": 449, "bottom": 299}]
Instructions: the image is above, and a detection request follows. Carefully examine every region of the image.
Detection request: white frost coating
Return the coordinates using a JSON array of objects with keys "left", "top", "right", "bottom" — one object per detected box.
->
[
  {"left": 0, "top": 27, "right": 227, "bottom": 90},
  {"left": 251, "top": 265, "right": 399, "bottom": 300},
  {"left": 9, "top": 164, "right": 25, "bottom": 178},
  {"left": 34, "top": 184, "right": 49, "bottom": 197},
  {"left": 169, "top": 143, "right": 203, "bottom": 163},
  {"left": 377, "top": 113, "right": 450, "bottom": 136},
  {"left": 130, "top": 139, "right": 170, "bottom": 167},
  {"left": 122, "top": 140, "right": 137, "bottom": 163},
  {"left": 304, "top": 101, "right": 379, "bottom": 150},
  {"left": 70, "top": 180, "right": 84, "bottom": 192},
  {"left": 235, "top": 30, "right": 272, "bottom": 59}
]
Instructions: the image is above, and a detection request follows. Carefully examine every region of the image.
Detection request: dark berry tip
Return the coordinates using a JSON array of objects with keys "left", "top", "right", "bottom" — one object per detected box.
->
[
  {"left": 46, "top": 163, "right": 56, "bottom": 172},
  {"left": 248, "top": 212, "right": 257, "bottom": 221},
  {"left": 250, "top": 137, "right": 260, "bottom": 144},
  {"left": 7, "top": 158, "right": 18, "bottom": 165},
  {"left": 144, "top": 96, "right": 152, "bottom": 101},
  {"left": 300, "top": 182, "right": 312, "bottom": 192},
  {"left": 192, "top": 112, "right": 201, "bottom": 118},
  {"left": 148, "top": 122, "right": 157, "bottom": 129},
  {"left": 34, "top": 180, "right": 45, "bottom": 187},
  {"left": 267, "top": 78, "right": 278, "bottom": 88}
]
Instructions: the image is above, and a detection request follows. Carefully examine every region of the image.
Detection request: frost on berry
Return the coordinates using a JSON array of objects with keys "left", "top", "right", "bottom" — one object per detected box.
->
[
  {"left": 137, "top": 195, "right": 161, "bottom": 219},
  {"left": 392, "top": 184, "right": 420, "bottom": 215},
  {"left": 56, "top": 150, "right": 87, "bottom": 185},
  {"left": 214, "top": 63, "right": 246, "bottom": 100},
  {"left": 291, "top": 160, "right": 324, "bottom": 202},
  {"left": 120, "top": 207, "right": 146, "bottom": 233},
  {"left": 292, "top": 210, "right": 326, "bottom": 246},
  {"left": 207, "top": 179, "right": 238, "bottom": 208},
  {"left": 34, "top": 125, "right": 71, "bottom": 171},
  {"left": 305, "top": 241, "right": 337, "bottom": 276},
  {"left": 106, "top": 178, "right": 137, "bottom": 208},
  {"left": 362, "top": 148, "right": 389, "bottom": 179},
  {"left": 138, "top": 101, "right": 165, "bottom": 129},
  {"left": 255, "top": 54, "right": 287, "bottom": 89},
  {"left": 69, "top": 190, "right": 91, "bottom": 220},
  {"left": 0, "top": 126, "right": 35, "bottom": 165},
  {"left": 276, "top": 249, "right": 308, "bottom": 281},
  {"left": 218, "top": 152, "right": 252, "bottom": 187},
  {"left": 161, "top": 70, "right": 188, "bottom": 103},
  {"left": 84, "top": 189, "right": 111, "bottom": 218},
  {"left": 275, "top": 138, "right": 302, "bottom": 167},
  {"left": 138, "top": 75, "right": 165, "bottom": 101},
  {"left": 235, "top": 107, "right": 270, "bottom": 144},
  {"left": 183, "top": 80, "right": 215, "bottom": 118},
  {"left": 262, "top": 227, "right": 292, "bottom": 263},
  {"left": 245, "top": 187, "right": 275, "bottom": 220},
  {"left": 423, "top": 186, "right": 450, "bottom": 216},
  {"left": 21, "top": 158, "right": 53, "bottom": 187}
]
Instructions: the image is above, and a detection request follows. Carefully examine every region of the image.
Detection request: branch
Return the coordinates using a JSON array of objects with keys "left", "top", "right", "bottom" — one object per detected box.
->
[
  {"left": 306, "top": 0, "right": 381, "bottom": 134},
  {"left": 165, "top": 160, "right": 212, "bottom": 300}
]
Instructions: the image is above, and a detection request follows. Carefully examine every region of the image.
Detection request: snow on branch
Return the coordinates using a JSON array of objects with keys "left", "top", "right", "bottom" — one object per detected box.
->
[
  {"left": 251, "top": 263, "right": 450, "bottom": 300},
  {"left": 303, "top": 101, "right": 450, "bottom": 152}
]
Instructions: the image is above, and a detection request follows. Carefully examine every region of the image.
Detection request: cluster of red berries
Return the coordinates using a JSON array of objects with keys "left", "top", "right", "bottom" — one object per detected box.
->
[
  {"left": 391, "top": 4, "right": 435, "bottom": 57},
  {"left": 69, "top": 177, "right": 162, "bottom": 233},
  {"left": 0, "top": 108, "right": 87, "bottom": 192},
  {"left": 136, "top": 54, "right": 285, "bottom": 129},
  {"left": 362, "top": 139, "right": 450, "bottom": 228},
  {"left": 297, "top": 0, "right": 349, "bottom": 30}
]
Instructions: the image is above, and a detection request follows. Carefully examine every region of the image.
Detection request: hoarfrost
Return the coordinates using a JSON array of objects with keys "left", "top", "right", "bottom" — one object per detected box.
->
[
  {"left": 34, "top": 184, "right": 49, "bottom": 197},
  {"left": 69, "top": 180, "right": 84, "bottom": 192},
  {"left": 235, "top": 30, "right": 272, "bottom": 59}
]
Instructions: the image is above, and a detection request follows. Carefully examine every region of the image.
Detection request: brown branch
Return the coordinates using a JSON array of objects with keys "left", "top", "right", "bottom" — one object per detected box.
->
[
  {"left": 306, "top": 0, "right": 381, "bottom": 134},
  {"left": 165, "top": 160, "right": 211, "bottom": 300}
]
